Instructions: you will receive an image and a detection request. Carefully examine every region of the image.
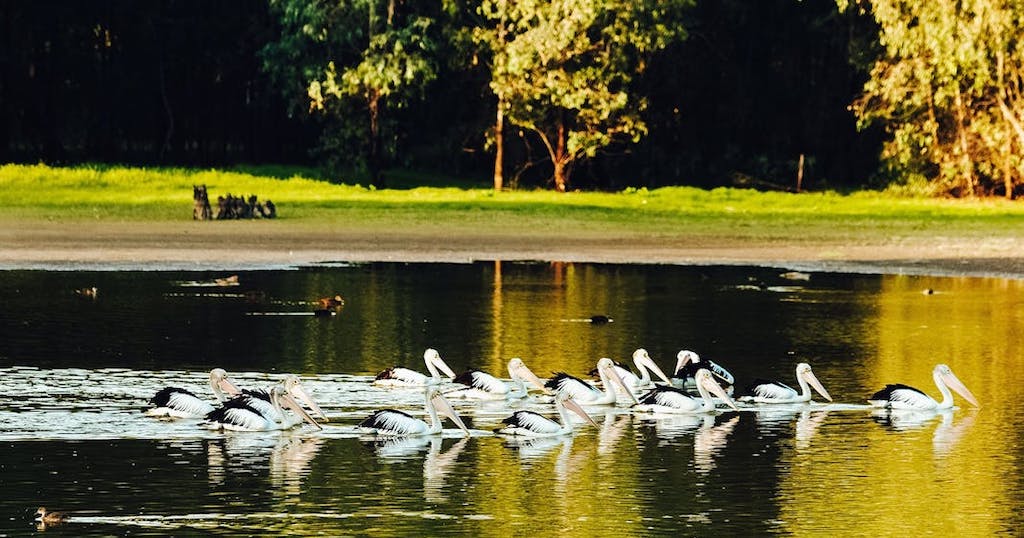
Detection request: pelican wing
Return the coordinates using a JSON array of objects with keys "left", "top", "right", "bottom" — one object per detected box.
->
[
  {"left": 545, "top": 373, "right": 601, "bottom": 399},
  {"left": 374, "top": 367, "right": 427, "bottom": 385},
  {"left": 500, "top": 411, "right": 561, "bottom": 435},
  {"left": 638, "top": 386, "right": 697, "bottom": 409},
  {"left": 147, "top": 387, "right": 214, "bottom": 417},
  {"left": 359, "top": 409, "right": 426, "bottom": 435},
  {"left": 869, "top": 383, "right": 931, "bottom": 408},
  {"left": 745, "top": 379, "right": 797, "bottom": 400},
  {"left": 206, "top": 398, "right": 270, "bottom": 430},
  {"left": 454, "top": 369, "right": 507, "bottom": 394}
]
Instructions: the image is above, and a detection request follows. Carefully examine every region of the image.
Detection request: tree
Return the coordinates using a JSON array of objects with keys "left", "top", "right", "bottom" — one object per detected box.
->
[
  {"left": 843, "top": 0, "right": 1024, "bottom": 198},
  {"left": 266, "top": 0, "right": 438, "bottom": 185},
  {"left": 475, "top": 0, "right": 691, "bottom": 191}
]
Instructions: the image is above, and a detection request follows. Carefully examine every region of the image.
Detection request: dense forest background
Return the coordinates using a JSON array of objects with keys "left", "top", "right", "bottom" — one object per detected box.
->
[{"left": 0, "top": 1, "right": 890, "bottom": 191}]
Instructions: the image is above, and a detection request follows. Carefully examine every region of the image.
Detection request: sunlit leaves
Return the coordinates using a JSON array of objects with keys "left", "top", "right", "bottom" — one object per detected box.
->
[{"left": 847, "top": 0, "right": 1024, "bottom": 197}]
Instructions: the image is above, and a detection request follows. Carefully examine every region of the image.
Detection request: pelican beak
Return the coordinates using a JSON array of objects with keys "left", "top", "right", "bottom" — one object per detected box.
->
[
  {"left": 701, "top": 375, "right": 740, "bottom": 411},
  {"left": 289, "top": 383, "right": 329, "bottom": 422},
  {"left": 604, "top": 363, "right": 640, "bottom": 404},
  {"left": 638, "top": 354, "right": 672, "bottom": 385},
  {"left": 512, "top": 363, "right": 548, "bottom": 392},
  {"left": 431, "top": 392, "right": 471, "bottom": 437},
  {"left": 281, "top": 393, "right": 322, "bottom": 430},
  {"left": 942, "top": 371, "right": 980, "bottom": 407},
  {"left": 431, "top": 354, "right": 458, "bottom": 381},
  {"left": 219, "top": 377, "right": 242, "bottom": 397},
  {"left": 804, "top": 371, "right": 833, "bottom": 402},
  {"left": 563, "top": 396, "right": 599, "bottom": 427}
]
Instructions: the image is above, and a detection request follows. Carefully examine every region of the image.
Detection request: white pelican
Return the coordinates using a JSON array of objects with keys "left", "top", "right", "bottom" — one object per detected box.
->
[
  {"left": 634, "top": 369, "right": 739, "bottom": 414},
  {"left": 205, "top": 386, "right": 322, "bottom": 431},
  {"left": 544, "top": 357, "right": 639, "bottom": 406},
  {"left": 672, "top": 350, "right": 735, "bottom": 394},
  {"left": 607, "top": 349, "right": 673, "bottom": 392},
  {"left": 445, "top": 358, "right": 548, "bottom": 400},
  {"left": 739, "top": 363, "right": 833, "bottom": 404},
  {"left": 373, "top": 348, "right": 457, "bottom": 387},
  {"left": 145, "top": 368, "right": 242, "bottom": 418},
  {"left": 359, "top": 386, "right": 471, "bottom": 436},
  {"left": 495, "top": 392, "right": 598, "bottom": 436},
  {"left": 238, "top": 375, "right": 329, "bottom": 422},
  {"left": 868, "top": 363, "right": 980, "bottom": 410}
]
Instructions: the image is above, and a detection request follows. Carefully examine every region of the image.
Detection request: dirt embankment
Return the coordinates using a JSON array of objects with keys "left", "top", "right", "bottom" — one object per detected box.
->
[{"left": 3, "top": 219, "right": 1024, "bottom": 278}]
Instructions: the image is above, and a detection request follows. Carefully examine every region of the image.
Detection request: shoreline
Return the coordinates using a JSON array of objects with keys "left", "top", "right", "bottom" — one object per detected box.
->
[{"left": 3, "top": 220, "right": 1024, "bottom": 279}]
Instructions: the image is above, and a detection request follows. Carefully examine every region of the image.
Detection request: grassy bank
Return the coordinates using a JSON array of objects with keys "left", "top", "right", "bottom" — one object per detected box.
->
[{"left": 1, "top": 163, "right": 1022, "bottom": 243}]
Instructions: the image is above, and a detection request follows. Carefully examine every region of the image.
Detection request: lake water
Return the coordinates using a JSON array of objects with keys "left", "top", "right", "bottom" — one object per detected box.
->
[{"left": 0, "top": 262, "right": 1021, "bottom": 536}]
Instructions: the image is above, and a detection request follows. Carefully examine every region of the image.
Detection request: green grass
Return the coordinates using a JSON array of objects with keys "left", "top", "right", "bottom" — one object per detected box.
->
[{"left": 1, "top": 163, "right": 1022, "bottom": 242}]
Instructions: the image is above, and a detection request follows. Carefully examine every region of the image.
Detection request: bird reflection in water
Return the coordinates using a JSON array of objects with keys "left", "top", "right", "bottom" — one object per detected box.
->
[
  {"left": 693, "top": 415, "right": 740, "bottom": 475},
  {"left": 794, "top": 410, "right": 830, "bottom": 450},
  {"left": 872, "top": 407, "right": 977, "bottom": 458},
  {"left": 269, "top": 436, "right": 324, "bottom": 496},
  {"left": 597, "top": 411, "right": 632, "bottom": 457},
  {"left": 423, "top": 437, "right": 471, "bottom": 503}
]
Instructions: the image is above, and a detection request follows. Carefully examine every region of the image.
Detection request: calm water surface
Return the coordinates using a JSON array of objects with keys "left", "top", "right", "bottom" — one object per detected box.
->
[{"left": 0, "top": 262, "right": 1021, "bottom": 536}]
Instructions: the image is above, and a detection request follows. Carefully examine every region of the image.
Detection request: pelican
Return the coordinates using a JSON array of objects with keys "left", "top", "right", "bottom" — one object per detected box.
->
[
  {"left": 868, "top": 363, "right": 980, "bottom": 410},
  {"left": 237, "top": 375, "right": 329, "bottom": 422},
  {"left": 607, "top": 349, "right": 673, "bottom": 392},
  {"left": 445, "top": 358, "right": 548, "bottom": 400},
  {"left": 672, "top": 350, "right": 735, "bottom": 394},
  {"left": 359, "top": 386, "right": 471, "bottom": 436},
  {"left": 495, "top": 392, "right": 599, "bottom": 436},
  {"left": 634, "top": 369, "right": 739, "bottom": 414},
  {"left": 544, "top": 357, "right": 639, "bottom": 405},
  {"left": 740, "top": 363, "right": 833, "bottom": 404},
  {"left": 145, "top": 368, "right": 242, "bottom": 418},
  {"left": 373, "top": 348, "right": 457, "bottom": 387},
  {"left": 205, "top": 386, "right": 322, "bottom": 431}
]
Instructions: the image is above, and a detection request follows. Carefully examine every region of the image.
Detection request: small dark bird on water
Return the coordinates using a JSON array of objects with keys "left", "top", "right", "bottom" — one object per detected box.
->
[
  {"left": 317, "top": 295, "right": 345, "bottom": 308},
  {"left": 34, "top": 507, "right": 68, "bottom": 526}
]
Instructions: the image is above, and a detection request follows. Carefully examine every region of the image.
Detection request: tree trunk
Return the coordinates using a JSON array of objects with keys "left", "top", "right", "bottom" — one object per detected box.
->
[
  {"left": 953, "top": 86, "right": 975, "bottom": 196},
  {"left": 368, "top": 91, "right": 383, "bottom": 187},
  {"left": 553, "top": 116, "right": 568, "bottom": 192},
  {"left": 493, "top": 100, "right": 504, "bottom": 190}
]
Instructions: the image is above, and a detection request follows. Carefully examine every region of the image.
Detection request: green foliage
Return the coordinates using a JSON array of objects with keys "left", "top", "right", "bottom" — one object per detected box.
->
[
  {"left": 265, "top": 0, "right": 441, "bottom": 184},
  {"left": 846, "top": 0, "right": 1024, "bottom": 198},
  {"left": 474, "top": 0, "right": 692, "bottom": 190}
]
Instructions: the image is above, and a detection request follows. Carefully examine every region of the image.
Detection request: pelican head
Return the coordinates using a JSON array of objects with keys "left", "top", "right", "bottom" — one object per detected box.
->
[
  {"left": 934, "top": 364, "right": 980, "bottom": 407},
  {"left": 271, "top": 386, "right": 322, "bottom": 430},
  {"left": 424, "top": 348, "right": 458, "bottom": 382},
  {"left": 508, "top": 358, "right": 548, "bottom": 392},
  {"left": 426, "top": 385, "right": 471, "bottom": 436},
  {"left": 695, "top": 369, "right": 740, "bottom": 411},
  {"left": 632, "top": 348, "right": 672, "bottom": 384},
  {"left": 675, "top": 350, "right": 700, "bottom": 376},
  {"left": 281, "top": 375, "right": 329, "bottom": 421},
  {"left": 209, "top": 368, "right": 242, "bottom": 402},
  {"left": 597, "top": 357, "right": 640, "bottom": 404},
  {"left": 796, "top": 363, "right": 832, "bottom": 402},
  {"left": 556, "top": 391, "right": 599, "bottom": 426}
]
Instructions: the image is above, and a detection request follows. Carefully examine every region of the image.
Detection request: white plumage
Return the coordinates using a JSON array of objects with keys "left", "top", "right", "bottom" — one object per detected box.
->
[
  {"left": 495, "top": 392, "right": 597, "bottom": 436},
  {"left": 545, "top": 357, "right": 639, "bottom": 406},
  {"left": 740, "top": 363, "right": 833, "bottom": 404},
  {"left": 145, "top": 368, "right": 241, "bottom": 418},
  {"left": 445, "top": 358, "right": 546, "bottom": 400},
  {"left": 634, "top": 369, "right": 739, "bottom": 414},
  {"left": 868, "top": 364, "right": 980, "bottom": 410},
  {"left": 373, "top": 348, "right": 457, "bottom": 387}
]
